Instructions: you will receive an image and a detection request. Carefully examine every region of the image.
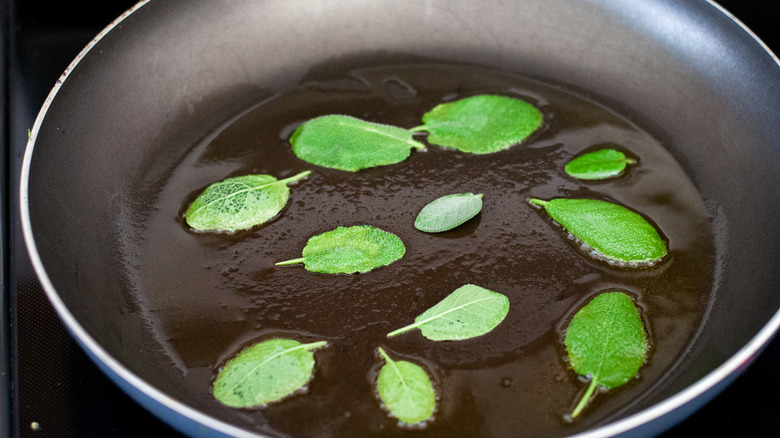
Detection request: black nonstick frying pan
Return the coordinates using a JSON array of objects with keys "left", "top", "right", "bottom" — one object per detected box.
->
[{"left": 19, "top": 0, "right": 780, "bottom": 436}]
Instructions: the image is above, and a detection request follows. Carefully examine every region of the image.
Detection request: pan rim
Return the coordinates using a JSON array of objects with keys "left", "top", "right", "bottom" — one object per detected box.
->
[
  {"left": 17, "top": 0, "right": 780, "bottom": 437},
  {"left": 18, "top": 2, "right": 260, "bottom": 437}
]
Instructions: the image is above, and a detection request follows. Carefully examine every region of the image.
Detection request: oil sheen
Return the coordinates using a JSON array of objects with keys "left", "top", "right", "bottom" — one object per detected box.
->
[{"left": 132, "top": 64, "right": 716, "bottom": 437}]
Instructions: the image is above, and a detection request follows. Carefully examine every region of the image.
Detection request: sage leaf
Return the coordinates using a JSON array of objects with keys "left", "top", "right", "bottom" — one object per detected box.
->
[
  {"left": 213, "top": 338, "right": 327, "bottom": 408},
  {"left": 564, "top": 292, "right": 648, "bottom": 418},
  {"left": 565, "top": 149, "right": 635, "bottom": 180},
  {"left": 529, "top": 198, "right": 667, "bottom": 265},
  {"left": 387, "top": 284, "right": 509, "bottom": 340},
  {"left": 410, "top": 95, "right": 543, "bottom": 154},
  {"left": 375, "top": 347, "right": 436, "bottom": 425},
  {"left": 289, "top": 115, "right": 426, "bottom": 172},
  {"left": 185, "top": 171, "right": 310, "bottom": 232},
  {"left": 414, "top": 193, "right": 483, "bottom": 233},
  {"left": 275, "top": 225, "right": 405, "bottom": 274}
]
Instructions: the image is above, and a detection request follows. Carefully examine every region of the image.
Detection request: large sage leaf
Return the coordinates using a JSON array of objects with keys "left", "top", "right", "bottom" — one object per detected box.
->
[
  {"left": 387, "top": 284, "right": 509, "bottom": 340},
  {"left": 414, "top": 193, "right": 483, "bottom": 233},
  {"left": 565, "top": 149, "right": 635, "bottom": 180},
  {"left": 529, "top": 198, "right": 667, "bottom": 265},
  {"left": 213, "top": 338, "right": 327, "bottom": 408},
  {"left": 289, "top": 115, "right": 426, "bottom": 171},
  {"left": 185, "top": 171, "right": 310, "bottom": 232},
  {"left": 375, "top": 347, "right": 436, "bottom": 425},
  {"left": 410, "top": 95, "right": 543, "bottom": 154},
  {"left": 275, "top": 225, "right": 405, "bottom": 274},
  {"left": 564, "top": 292, "right": 648, "bottom": 418}
]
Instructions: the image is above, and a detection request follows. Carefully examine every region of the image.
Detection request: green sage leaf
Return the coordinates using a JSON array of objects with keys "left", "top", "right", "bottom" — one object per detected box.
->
[
  {"left": 564, "top": 149, "right": 635, "bottom": 180},
  {"left": 387, "top": 284, "right": 509, "bottom": 340},
  {"left": 275, "top": 225, "right": 405, "bottom": 274},
  {"left": 414, "top": 193, "right": 483, "bottom": 233},
  {"left": 529, "top": 198, "right": 667, "bottom": 265},
  {"left": 289, "top": 115, "right": 426, "bottom": 172},
  {"left": 376, "top": 347, "right": 436, "bottom": 425},
  {"left": 564, "top": 292, "right": 648, "bottom": 418},
  {"left": 411, "top": 95, "right": 543, "bottom": 154},
  {"left": 213, "top": 338, "right": 327, "bottom": 408},
  {"left": 185, "top": 171, "right": 310, "bottom": 232}
]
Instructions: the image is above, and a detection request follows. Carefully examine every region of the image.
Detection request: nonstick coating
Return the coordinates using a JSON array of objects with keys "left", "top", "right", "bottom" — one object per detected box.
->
[{"left": 21, "top": 0, "right": 780, "bottom": 436}]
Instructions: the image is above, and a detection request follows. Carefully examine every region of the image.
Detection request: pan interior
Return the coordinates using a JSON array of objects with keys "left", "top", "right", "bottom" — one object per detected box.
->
[
  {"left": 121, "top": 62, "right": 717, "bottom": 436},
  {"left": 23, "top": 0, "right": 780, "bottom": 437}
]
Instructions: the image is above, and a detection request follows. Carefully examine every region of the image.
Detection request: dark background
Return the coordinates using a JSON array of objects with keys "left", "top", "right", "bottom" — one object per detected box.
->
[{"left": 1, "top": 0, "right": 778, "bottom": 437}]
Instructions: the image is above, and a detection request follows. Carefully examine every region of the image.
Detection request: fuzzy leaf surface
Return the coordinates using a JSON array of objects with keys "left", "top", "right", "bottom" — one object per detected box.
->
[
  {"left": 185, "top": 171, "right": 309, "bottom": 232},
  {"left": 564, "top": 292, "right": 648, "bottom": 417},
  {"left": 276, "top": 225, "right": 405, "bottom": 274},
  {"left": 290, "top": 115, "right": 425, "bottom": 171},
  {"left": 387, "top": 284, "right": 509, "bottom": 340},
  {"left": 376, "top": 347, "right": 436, "bottom": 425},
  {"left": 213, "top": 338, "right": 327, "bottom": 408},
  {"left": 530, "top": 198, "right": 667, "bottom": 264},
  {"left": 414, "top": 193, "right": 483, "bottom": 233},
  {"left": 413, "top": 95, "right": 542, "bottom": 154},
  {"left": 565, "top": 149, "right": 635, "bottom": 180}
]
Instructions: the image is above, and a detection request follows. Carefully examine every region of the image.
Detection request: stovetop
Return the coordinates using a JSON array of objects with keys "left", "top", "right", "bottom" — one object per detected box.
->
[{"left": 2, "top": 1, "right": 779, "bottom": 437}]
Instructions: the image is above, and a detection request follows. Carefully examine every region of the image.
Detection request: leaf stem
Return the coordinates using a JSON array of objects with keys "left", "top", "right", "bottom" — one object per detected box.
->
[
  {"left": 279, "top": 170, "right": 312, "bottom": 185},
  {"left": 408, "top": 125, "right": 429, "bottom": 133},
  {"left": 387, "top": 295, "right": 495, "bottom": 338},
  {"left": 408, "top": 139, "right": 427, "bottom": 150},
  {"left": 302, "top": 340, "right": 328, "bottom": 351},
  {"left": 571, "top": 376, "right": 599, "bottom": 418},
  {"left": 275, "top": 257, "right": 306, "bottom": 266},
  {"left": 377, "top": 346, "right": 392, "bottom": 364},
  {"left": 528, "top": 198, "right": 548, "bottom": 207},
  {"left": 387, "top": 324, "right": 415, "bottom": 338}
]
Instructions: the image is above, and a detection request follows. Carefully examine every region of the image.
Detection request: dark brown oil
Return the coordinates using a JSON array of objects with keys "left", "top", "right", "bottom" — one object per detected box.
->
[{"left": 132, "top": 64, "right": 716, "bottom": 437}]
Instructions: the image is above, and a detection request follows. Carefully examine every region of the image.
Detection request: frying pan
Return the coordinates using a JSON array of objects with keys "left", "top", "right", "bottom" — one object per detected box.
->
[{"left": 19, "top": 0, "right": 780, "bottom": 436}]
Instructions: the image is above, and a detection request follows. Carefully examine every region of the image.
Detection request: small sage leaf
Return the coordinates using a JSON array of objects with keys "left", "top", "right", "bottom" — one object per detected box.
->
[
  {"left": 564, "top": 292, "right": 648, "bottom": 418},
  {"left": 185, "top": 171, "right": 310, "bottom": 232},
  {"left": 213, "top": 338, "right": 327, "bottom": 408},
  {"left": 289, "top": 115, "right": 426, "bottom": 172},
  {"left": 414, "top": 193, "right": 483, "bottom": 233},
  {"left": 565, "top": 148, "right": 636, "bottom": 180},
  {"left": 529, "top": 198, "right": 667, "bottom": 265},
  {"left": 387, "top": 284, "right": 509, "bottom": 340},
  {"left": 376, "top": 347, "right": 436, "bottom": 425},
  {"left": 275, "top": 225, "right": 405, "bottom": 274},
  {"left": 410, "top": 95, "right": 543, "bottom": 154}
]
